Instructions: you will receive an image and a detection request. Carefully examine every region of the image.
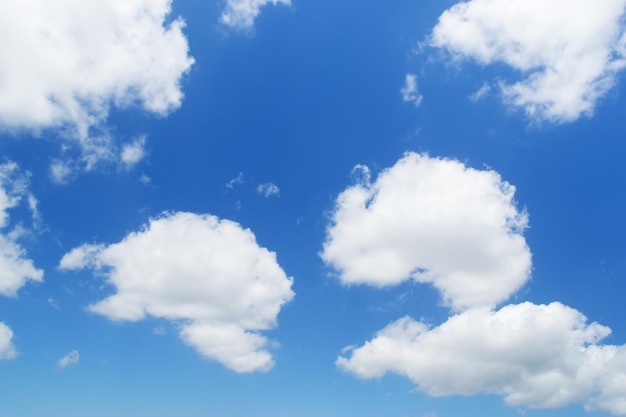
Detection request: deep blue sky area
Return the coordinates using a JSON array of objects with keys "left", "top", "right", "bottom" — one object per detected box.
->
[{"left": 1, "top": 1, "right": 626, "bottom": 416}]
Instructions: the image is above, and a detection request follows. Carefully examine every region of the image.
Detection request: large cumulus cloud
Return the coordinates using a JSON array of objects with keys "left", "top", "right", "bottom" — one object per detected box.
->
[
  {"left": 321, "top": 152, "right": 531, "bottom": 311},
  {"left": 327, "top": 153, "right": 626, "bottom": 415},
  {"left": 0, "top": 0, "right": 194, "bottom": 171},
  {"left": 338, "top": 302, "right": 626, "bottom": 414},
  {"left": 429, "top": 0, "right": 626, "bottom": 123},
  {"left": 60, "top": 211, "right": 294, "bottom": 373}
]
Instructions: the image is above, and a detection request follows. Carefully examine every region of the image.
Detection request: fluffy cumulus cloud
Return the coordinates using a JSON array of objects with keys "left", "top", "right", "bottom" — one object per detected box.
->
[
  {"left": 59, "top": 212, "right": 294, "bottom": 373},
  {"left": 321, "top": 152, "right": 531, "bottom": 311},
  {"left": 0, "top": 0, "right": 194, "bottom": 170},
  {"left": 0, "top": 323, "right": 17, "bottom": 360},
  {"left": 338, "top": 302, "right": 626, "bottom": 415},
  {"left": 220, "top": 0, "right": 291, "bottom": 30},
  {"left": 329, "top": 154, "right": 626, "bottom": 415},
  {"left": 429, "top": 0, "right": 626, "bottom": 123},
  {"left": 0, "top": 162, "right": 44, "bottom": 297},
  {"left": 57, "top": 349, "right": 80, "bottom": 369},
  {"left": 400, "top": 73, "right": 423, "bottom": 106}
]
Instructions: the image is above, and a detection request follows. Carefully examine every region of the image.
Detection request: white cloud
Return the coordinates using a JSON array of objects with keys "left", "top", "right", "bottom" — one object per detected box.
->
[
  {"left": 0, "top": 162, "right": 43, "bottom": 297},
  {"left": 257, "top": 182, "right": 280, "bottom": 197},
  {"left": 180, "top": 322, "right": 275, "bottom": 373},
  {"left": 0, "top": 0, "right": 194, "bottom": 168},
  {"left": 429, "top": 0, "right": 626, "bottom": 123},
  {"left": 226, "top": 172, "right": 244, "bottom": 189},
  {"left": 49, "top": 159, "right": 74, "bottom": 185},
  {"left": 139, "top": 174, "right": 152, "bottom": 185},
  {"left": 469, "top": 82, "right": 491, "bottom": 102},
  {"left": 338, "top": 302, "right": 626, "bottom": 415},
  {"left": 350, "top": 164, "right": 371, "bottom": 185},
  {"left": 120, "top": 136, "right": 147, "bottom": 169},
  {"left": 57, "top": 349, "right": 79, "bottom": 369},
  {"left": 59, "top": 211, "right": 294, "bottom": 373},
  {"left": 400, "top": 73, "right": 423, "bottom": 106},
  {"left": 0, "top": 235, "right": 44, "bottom": 297},
  {"left": 220, "top": 0, "right": 291, "bottom": 30},
  {"left": 321, "top": 152, "right": 531, "bottom": 311},
  {"left": 0, "top": 164, "right": 41, "bottom": 366},
  {"left": 48, "top": 297, "right": 60, "bottom": 309},
  {"left": 0, "top": 323, "right": 17, "bottom": 360}
]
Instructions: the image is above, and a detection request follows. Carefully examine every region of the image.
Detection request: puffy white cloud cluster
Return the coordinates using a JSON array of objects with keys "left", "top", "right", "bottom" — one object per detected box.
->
[
  {"left": 327, "top": 153, "right": 626, "bottom": 415},
  {"left": 0, "top": 323, "right": 17, "bottom": 360},
  {"left": 338, "top": 302, "right": 626, "bottom": 414},
  {"left": 0, "top": 0, "right": 193, "bottom": 171},
  {"left": 0, "top": 163, "right": 42, "bottom": 363},
  {"left": 60, "top": 212, "right": 294, "bottom": 373},
  {"left": 220, "top": 0, "right": 291, "bottom": 30},
  {"left": 321, "top": 152, "right": 531, "bottom": 311},
  {"left": 429, "top": 0, "right": 626, "bottom": 123},
  {"left": 0, "top": 162, "right": 43, "bottom": 297}
]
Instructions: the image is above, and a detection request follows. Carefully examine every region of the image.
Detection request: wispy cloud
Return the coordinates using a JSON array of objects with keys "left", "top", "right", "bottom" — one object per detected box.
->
[
  {"left": 400, "top": 73, "right": 423, "bottom": 106},
  {"left": 49, "top": 160, "right": 74, "bottom": 185},
  {"left": 226, "top": 172, "right": 244, "bottom": 189},
  {"left": 220, "top": 0, "right": 291, "bottom": 30},
  {"left": 48, "top": 297, "right": 60, "bottom": 310},
  {"left": 0, "top": 162, "right": 44, "bottom": 297},
  {"left": 120, "top": 136, "right": 147, "bottom": 170},
  {"left": 57, "top": 349, "right": 79, "bottom": 369},
  {"left": 257, "top": 182, "right": 280, "bottom": 198},
  {"left": 468, "top": 82, "right": 491, "bottom": 102}
]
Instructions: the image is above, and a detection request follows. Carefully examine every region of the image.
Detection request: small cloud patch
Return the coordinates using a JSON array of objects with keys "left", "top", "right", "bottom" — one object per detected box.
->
[
  {"left": 400, "top": 73, "right": 423, "bottom": 107},
  {"left": 57, "top": 349, "right": 79, "bottom": 369},
  {"left": 257, "top": 182, "right": 280, "bottom": 198}
]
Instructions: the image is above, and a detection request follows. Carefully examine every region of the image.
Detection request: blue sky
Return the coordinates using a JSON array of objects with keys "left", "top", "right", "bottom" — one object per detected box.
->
[{"left": 1, "top": 0, "right": 626, "bottom": 416}]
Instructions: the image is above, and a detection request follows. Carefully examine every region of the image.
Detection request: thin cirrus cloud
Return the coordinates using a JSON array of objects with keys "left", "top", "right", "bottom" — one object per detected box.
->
[
  {"left": 338, "top": 303, "right": 626, "bottom": 415},
  {"left": 59, "top": 211, "right": 294, "bottom": 373},
  {"left": 468, "top": 82, "right": 491, "bottom": 102},
  {"left": 328, "top": 153, "right": 626, "bottom": 415},
  {"left": 226, "top": 172, "right": 244, "bottom": 190},
  {"left": 321, "top": 152, "right": 531, "bottom": 311},
  {"left": 220, "top": 0, "right": 291, "bottom": 30},
  {"left": 429, "top": 0, "right": 626, "bottom": 123},
  {"left": 0, "top": 0, "right": 194, "bottom": 173},
  {"left": 57, "top": 349, "right": 80, "bottom": 369},
  {"left": 0, "top": 323, "right": 17, "bottom": 360}
]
